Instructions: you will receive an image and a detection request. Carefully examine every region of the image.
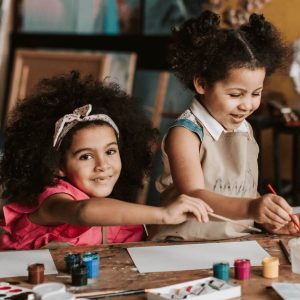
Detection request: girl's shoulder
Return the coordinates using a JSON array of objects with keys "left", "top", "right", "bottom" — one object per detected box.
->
[
  {"left": 37, "top": 179, "right": 88, "bottom": 204},
  {"left": 1, "top": 179, "right": 85, "bottom": 215},
  {"left": 169, "top": 109, "right": 204, "bottom": 141}
]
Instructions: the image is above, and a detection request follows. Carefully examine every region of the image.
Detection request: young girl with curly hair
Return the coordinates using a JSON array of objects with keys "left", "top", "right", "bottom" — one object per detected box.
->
[
  {"left": 0, "top": 71, "right": 212, "bottom": 250},
  {"left": 150, "top": 11, "right": 298, "bottom": 241}
]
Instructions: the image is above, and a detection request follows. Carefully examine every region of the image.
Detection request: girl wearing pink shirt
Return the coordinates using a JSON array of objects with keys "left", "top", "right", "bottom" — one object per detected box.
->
[{"left": 0, "top": 71, "right": 211, "bottom": 249}]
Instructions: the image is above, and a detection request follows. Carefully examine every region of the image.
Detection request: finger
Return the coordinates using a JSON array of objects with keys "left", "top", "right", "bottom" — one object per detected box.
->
[
  {"left": 264, "top": 208, "right": 289, "bottom": 227},
  {"left": 272, "top": 226, "right": 283, "bottom": 233},
  {"left": 267, "top": 203, "right": 291, "bottom": 222},
  {"left": 288, "top": 221, "right": 300, "bottom": 235},
  {"left": 275, "top": 221, "right": 299, "bottom": 235},
  {"left": 293, "top": 214, "right": 300, "bottom": 222},
  {"left": 273, "top": 222, "right": 288, "bottom": 233},
  {"left": 291, "top": 214, "right": 300, "bottom": 223},
  {"left": 200, "top": 210, "right": 209, "bottom": 223},
  {"left": 272, "top": 196, "right": 293, "bottom": 214},
  {"left": 204, "top": 203, "right": 213, "bottom": 212},
  {"left": 290, "top": 215, "right": 300, "bottom": 233},
  {"left": 197, "top": 203, "right": 210, "bottom": 222},
  {"left": 184, "top": 203, "right": 203, "bottom": 223},
  {"left": 186, "top": 202, "right": 209, "bottom": 223},
  {"left": 193, "top": 204, "right": 209, "bottom": 223},
  {"left": 186, "top": 196, "right": 213, "bottom": 213},
  {"left": 197, "top": 199, "right": 213, "bottom": 212},
  {"left": 179, "top": 195, "right": 211, "bottom": 222}
]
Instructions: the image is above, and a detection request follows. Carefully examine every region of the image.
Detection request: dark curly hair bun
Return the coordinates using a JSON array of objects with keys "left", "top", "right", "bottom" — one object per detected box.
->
[
  {"left": 168, "top": 10, "right": 289, "bottom": 91},
  {"left": 173, "top": 10, "right": 219, "bottom": 47},
  {"left": 248, "top": 13, "right": 272, "bottom": 40},
  {"left": 186, "top": 10, "right": 219, "bottom": 36},
  {"left": 196, "top": 10, "right": 220, "bottom": 34}
]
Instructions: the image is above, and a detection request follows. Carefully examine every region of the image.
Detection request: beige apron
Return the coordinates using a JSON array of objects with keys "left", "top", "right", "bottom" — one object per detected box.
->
[{"left": 149, "top": 115, "right": 259, "bottom": 241}]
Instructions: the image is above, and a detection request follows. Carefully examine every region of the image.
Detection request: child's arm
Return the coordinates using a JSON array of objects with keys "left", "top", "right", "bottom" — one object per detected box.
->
[
  {"left": 165, "top": 126, "right": 292, "bottom": 229},
  {"left": 29, "top": 193, "right": 212, "bottom": 226}
]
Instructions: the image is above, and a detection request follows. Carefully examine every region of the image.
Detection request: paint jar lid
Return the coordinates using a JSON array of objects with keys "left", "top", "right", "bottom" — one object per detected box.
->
[
  {"left": 82, "top": 252, "right": 99, "bottom": 262},
  {"left": 27, "top": 263, "right": 45, "bottom": 272},
  {"left": 42, "top": 291, "right": 75, "bottom": 300},
  {"left": 262, "top": 256, "right": 279, "bottom": 265},
  {"left": 33, "top": 282, "right": 66, "bottom": 297},
  {"left": 64, "top": 253, "right": 81, "bottom": 263},
  {"left": 234, "top": 259, "right": 251, "bottom": 267},
  {"left": 213, "top": 261, "right": 229, "bottom": 266}
]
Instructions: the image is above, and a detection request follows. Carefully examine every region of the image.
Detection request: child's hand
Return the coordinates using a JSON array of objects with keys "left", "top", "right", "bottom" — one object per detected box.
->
[
  {"left": 262, "top": 214, "right": 300, "bottom": 235},
  {"left": 250, "top": 194, "right": 292, "bottom": 227},
  {"left": 161, "top": 194, "right": 213, "bottom": 224}
]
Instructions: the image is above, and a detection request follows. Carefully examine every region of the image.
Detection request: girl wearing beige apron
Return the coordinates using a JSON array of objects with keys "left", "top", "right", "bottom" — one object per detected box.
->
[
  {"left": 149, "top": 10, "right": 295, "bottom": 241},
  {"left": 150, "top": 99, "right": 259, "bottom": 241}
]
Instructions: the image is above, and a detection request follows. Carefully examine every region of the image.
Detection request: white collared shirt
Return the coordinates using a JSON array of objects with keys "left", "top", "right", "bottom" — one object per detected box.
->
[{"left": 189, "top": 98, "right": 249, "bottom": 141}]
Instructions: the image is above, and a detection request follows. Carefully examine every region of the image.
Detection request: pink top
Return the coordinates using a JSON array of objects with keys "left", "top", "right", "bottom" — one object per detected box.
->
[{"left": 0, "top": 179, "right": 143, "bottom": 250}]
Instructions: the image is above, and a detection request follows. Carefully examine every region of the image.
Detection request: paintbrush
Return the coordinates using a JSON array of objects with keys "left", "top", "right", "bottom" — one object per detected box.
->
[
  {"left": 208, "top": 212, "right": 262, "bottom": 232},
  {"left": 74, "top": 288, "right": 145, "bottom": 298}
]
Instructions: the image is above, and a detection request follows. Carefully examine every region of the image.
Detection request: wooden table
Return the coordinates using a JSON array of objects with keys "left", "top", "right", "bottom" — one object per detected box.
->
[{"left": 1, "top": 234, "right": 300, "bottom": 299}]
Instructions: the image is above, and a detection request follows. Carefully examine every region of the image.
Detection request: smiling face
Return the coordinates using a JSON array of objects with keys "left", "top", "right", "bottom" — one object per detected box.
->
[
  {"left": 59, "top": 124, "right": 121, "bottom": 198},
  {"left": 195, "top": 67, "right": 265, "bottom": 131}
]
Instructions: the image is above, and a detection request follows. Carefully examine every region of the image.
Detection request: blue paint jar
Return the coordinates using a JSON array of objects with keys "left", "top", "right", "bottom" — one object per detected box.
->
[
  {"left": 82, "top": 252, "right": 100, "bottom": 278},
  {"left": 213, "top": 262, "right": 230, "bottom": 282}
]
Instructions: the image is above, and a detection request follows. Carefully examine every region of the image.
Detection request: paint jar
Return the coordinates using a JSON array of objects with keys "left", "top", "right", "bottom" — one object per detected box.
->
[
  {"left": 288, "top": 238, "right": 300, "bottom": 274},
  {"left": 234, "top": 259, "right": 251, "bottom": 280},
  {"left": 27, "top": 263, "right": 45, "bottom": 284},
  {"left": 33, "top": 282, "right": 66, "bottom": 300},
  {"left": 64, "top": 253, "right": 81, "bottom": 273},
  {"left": 82, "top": 252, "right": 99, "bottom": 278},
  {"left": 71, "top": 265, "right": 88, "bottom": 286},
  {"left": 213, "top": 262, "right": 230, "bottom": 281},
  {"left": 262, "top": 256, "right": 279, "bottom": 278}
]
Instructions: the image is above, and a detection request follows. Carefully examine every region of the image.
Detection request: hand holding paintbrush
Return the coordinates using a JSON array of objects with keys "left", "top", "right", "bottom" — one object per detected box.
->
[{"left": 267, "top": 184, "right": 300, "bottom": 233}]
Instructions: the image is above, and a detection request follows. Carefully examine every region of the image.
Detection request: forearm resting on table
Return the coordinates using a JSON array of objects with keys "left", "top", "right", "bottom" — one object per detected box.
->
[{"left": 187, "top": 189, "right": 253, "bottom": 220}]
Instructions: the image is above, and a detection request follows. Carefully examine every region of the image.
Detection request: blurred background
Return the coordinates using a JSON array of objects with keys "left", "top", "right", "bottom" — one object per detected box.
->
[{"left": 0, "top": 0, "right": 299, "bottom": 205}]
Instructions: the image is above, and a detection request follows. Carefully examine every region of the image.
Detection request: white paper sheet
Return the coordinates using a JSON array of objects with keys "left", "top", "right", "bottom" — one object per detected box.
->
[
  {"left": 0, "top": 249, "right": 58, "bottom": 277},
  {"left": 292, "top": 207, "right": 300, "bottom": 214},
  {"left": 127, "top": 240, "right": 269, "bottom": 273},
  {"left": 272, "top": 283, "right": 300, "bottom": 300}
]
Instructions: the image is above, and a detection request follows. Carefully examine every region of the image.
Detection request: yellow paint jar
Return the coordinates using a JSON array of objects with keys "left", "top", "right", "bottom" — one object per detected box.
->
[{"left": 262, "top": 256, "right": 279, "bottom": 278}]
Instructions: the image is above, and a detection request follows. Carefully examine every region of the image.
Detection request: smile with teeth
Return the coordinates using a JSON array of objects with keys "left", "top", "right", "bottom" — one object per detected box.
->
[
  {"left": 231, "top": 114, "right": 246, "bottom": 120},
  {"left": 93, "top": 176, "right": 112, "bottom": 183}
]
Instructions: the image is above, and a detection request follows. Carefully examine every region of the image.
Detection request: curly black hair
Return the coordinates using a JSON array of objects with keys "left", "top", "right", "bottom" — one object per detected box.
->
[
  {"left": 0, "top": 71, "right": 157, "bottom": 207},
  {"left": 168, "top": 10, "right": 290, "bottom": 92}
]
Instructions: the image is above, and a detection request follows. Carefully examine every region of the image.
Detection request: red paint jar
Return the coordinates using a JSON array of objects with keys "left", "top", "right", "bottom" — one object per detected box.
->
[{"left": 234, "top": 259, "right": 251, "bottom": 280}]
